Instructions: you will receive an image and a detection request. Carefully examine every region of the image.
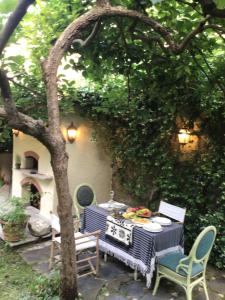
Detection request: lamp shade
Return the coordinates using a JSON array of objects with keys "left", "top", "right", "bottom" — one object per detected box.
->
[
  {"left": 67, "top": 122, "right": 77, "bottom": 143},
  {"left": 178, "top": 129, "right": 190, "bottom": 145}
]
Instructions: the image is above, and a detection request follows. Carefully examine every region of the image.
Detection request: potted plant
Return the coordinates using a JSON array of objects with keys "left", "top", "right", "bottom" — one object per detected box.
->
[
  {"left": 15, "top": 154, "right": 21, "bottom": 169},
  {"left": 0, "top": 197, "right": 28, "bottom": 242}
]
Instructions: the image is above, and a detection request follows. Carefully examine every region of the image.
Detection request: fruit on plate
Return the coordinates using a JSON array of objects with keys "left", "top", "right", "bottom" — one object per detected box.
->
[
  {"left": 122, "top": 212, "right": 136, "bottom": 219},
  {"left": 136, "top": 208, "right": 152, "bottom": 218},
  {"left": 126, "top": 206, "right": 145, "bottom": 213},
  {"left": 132, "top": 218, "right": 151, "bottom": 224}
]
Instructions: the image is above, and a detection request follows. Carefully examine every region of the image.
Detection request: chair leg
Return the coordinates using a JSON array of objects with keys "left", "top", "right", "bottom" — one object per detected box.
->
[
  {"left": 152, "top": 270, "right": 161, "bottom": 296},
  {"left": 95, "top": 251, "right": 100, "bottom": 276},
  {"left": 49, "top": 241, "right": 55, "bottom": 270},
  {"left": 202, "top": 278, "right": 209, "bottom": 300},
  {"left": 185, "top": 286, "right": 193, "bottom": 300}
]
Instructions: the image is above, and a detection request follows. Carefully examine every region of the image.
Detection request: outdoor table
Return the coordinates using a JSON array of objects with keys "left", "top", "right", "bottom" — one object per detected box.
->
[{"left": 83, "top": 205, "right": 184, "bottom": 287}]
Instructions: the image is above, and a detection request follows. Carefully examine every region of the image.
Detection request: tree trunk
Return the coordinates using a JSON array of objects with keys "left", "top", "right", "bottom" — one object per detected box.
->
[{"left": 50, "top": 142, "right": 78, "bottom": 300}]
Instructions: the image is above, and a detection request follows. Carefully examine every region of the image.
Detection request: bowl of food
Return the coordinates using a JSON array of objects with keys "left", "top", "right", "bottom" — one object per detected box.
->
[
  {"left": 132, "top": 218, "right": 151, "bottom": 224},
  {"left": 122, "top": 212, "right": 136, "bottom": 219},
  {"left": 136, "top": 208, "right": 152, "bottom": 218}
]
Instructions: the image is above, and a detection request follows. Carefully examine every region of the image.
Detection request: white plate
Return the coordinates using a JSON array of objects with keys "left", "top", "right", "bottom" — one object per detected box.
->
[
  {"left": 143, "top": 222, "right": 162, "bottom": 232},
  {"left": 98, "top": 202, "right": 127, "bottom": 210},
  {"left": 152, "top": 216, "right": 172, "bottom": 226},
  {"left": 132, "top": 219, "right": 151, "bottom": 225},
  {"left": 98, "top": 203, "right": 110, "bottom": 209}
]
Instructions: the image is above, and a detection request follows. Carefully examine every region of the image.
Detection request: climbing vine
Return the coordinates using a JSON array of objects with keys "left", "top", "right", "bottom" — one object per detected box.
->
[{"left": 71, "top": 55, "right": 225, "bottom": 268}]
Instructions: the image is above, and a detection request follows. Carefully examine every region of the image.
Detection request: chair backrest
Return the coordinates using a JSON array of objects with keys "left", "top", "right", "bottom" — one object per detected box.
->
[
  {"left": 190, "top": 226, "right": 217, "bottom": 263},
  {"left": 73, "top": 183, "right": 96, "bottom": 217},
  {"left": 158, "top": 200, "right": 186, "bottom": 223},
  {"left": 50, "top": 212, "right": 60, "bottom": 233},
  {"left": 176, "top": 226, "right": 216, "bottom": 278},
  {"left": 50, "top": 212, "right": 80, "bottom": 233}
]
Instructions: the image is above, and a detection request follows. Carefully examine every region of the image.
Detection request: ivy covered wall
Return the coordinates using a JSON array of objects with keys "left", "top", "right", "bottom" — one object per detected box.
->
[{"left": 72, "top": 77, "right": 225, "bottom": 269}]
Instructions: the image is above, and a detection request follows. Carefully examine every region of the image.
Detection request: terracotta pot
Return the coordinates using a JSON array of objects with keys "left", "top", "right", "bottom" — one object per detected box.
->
[{"left": 0, "top": 220, "right": 27, "bottom": 242}]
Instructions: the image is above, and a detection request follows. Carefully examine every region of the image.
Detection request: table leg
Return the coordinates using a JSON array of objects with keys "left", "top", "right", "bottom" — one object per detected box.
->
[
  {"left": 134, "top": 267, "right": 138, "bottom": 281},
  {"left": 104, "top": 253, "right": 107, "bottom": 262}
]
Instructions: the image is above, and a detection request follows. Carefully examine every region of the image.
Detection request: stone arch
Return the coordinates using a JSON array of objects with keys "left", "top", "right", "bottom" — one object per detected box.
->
[
  {"left": 24, "top": 151, "right": 39, "bottom": 161},
  {"left": 21, "top": 177, "right": 42, "bottom": 209},
  {"left": 21, "top": 177, "right": 42, "bottom": 194}
]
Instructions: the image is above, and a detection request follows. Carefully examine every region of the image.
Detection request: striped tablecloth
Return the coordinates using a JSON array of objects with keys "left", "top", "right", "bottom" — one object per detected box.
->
[{"left": 83, "top": 205, "right": 184, "bottom": 287}]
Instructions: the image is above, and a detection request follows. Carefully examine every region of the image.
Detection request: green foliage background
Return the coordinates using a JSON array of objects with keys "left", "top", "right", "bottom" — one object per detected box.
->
[{"left": 1, "top": 0, "right": 225, "bottom": 269}]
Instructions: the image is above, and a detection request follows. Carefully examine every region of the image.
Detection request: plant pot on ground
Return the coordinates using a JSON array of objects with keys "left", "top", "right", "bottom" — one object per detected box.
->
[{"left": 0, "top": 196, "right": 28, "bottom": 242}]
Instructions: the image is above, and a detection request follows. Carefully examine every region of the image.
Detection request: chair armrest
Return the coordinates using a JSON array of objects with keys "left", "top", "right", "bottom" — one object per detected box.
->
[
  {"left": 73, "top": 218, "right": 80, "bottom": 232},
  {"left": 176, "top": 256, "right": 190, "bottom": 274},
  {"left": 75, "top": 230, "right": 101, "bottom": 240}
]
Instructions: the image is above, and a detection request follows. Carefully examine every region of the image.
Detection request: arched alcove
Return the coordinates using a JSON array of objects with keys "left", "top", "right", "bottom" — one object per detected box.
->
[
  {"left": 21, "top": 177, "right": 42, "bottom": 209},
  {"left": 24, "top": 151, "right": 39, "bottom": 171}
]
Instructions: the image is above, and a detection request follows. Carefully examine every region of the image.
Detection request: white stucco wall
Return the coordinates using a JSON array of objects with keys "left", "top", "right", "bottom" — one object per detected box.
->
[
  {"left": 12, "top": 115, "right": 112, "bottom": 217},
  {"left": 11, "top": 133, "right": 54, "bottom": 217},
  {"left": 62, "top": 115, "right": 112, "bottom": 205}
]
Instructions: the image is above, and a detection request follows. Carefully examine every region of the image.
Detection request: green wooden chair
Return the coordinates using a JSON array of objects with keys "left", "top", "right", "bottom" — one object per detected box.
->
[
  {"left": 73, "top": 183, "right": 97, "bottom": 221},
  {"left": 152, "top": 226, "right": 217, "bottom": 300}
]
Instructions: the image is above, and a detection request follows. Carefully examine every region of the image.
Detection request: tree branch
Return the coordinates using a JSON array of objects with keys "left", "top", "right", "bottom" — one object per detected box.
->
[
  {"left": 189, "top": 49, "right": 213, "bottom": 84},
  {"left": 175, "top": 15, "right": 211, "bottom": 54},
  {"left": 0, "top": 69, "right": 48, "bottom": 142},
  {"left": 194, "top": 45, "right": 225, "bottom": 95},
  {"left": 176, "top": 0, "right": 203, "bottom": 16},
  {"left": 203, "top": 24, "right": 225, "bottom": 34},
  {"left": 198, "top": 0, "right": 225, "bottom": 18},
  {"left": 0, "top": 69, "right": 18, "bottom": 117},
  {"left": 132, "top": 31, "right": 170, "bottom": 55},
  {"left": 0, "top": 0, "right": 35, "bottom": 55},
  {"left": 73, "top": 19, "right": 101, "bottom": 48},
  {"left": 9, "top": 77, "right": 44, "bottom": 98},
  {"left": 43, "top": 5, "right": 221, "bottom": 136}
]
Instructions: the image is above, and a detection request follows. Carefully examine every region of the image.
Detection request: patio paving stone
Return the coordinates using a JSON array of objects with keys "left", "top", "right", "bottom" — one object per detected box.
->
[
  {"left": 20, "top": 244, "right": 51, "bottom": 264},
  {"left": 99, "top": 258, "right": 131, "bottom": 280},
  {"left": 15, "top": 240, "right": 225, "bottom": 300},
  {"left": 119, "top": 280, "right": 147, "bottom": 298},
  {"left": 78, "top": 276, "right": 106, "bottom": 300}
]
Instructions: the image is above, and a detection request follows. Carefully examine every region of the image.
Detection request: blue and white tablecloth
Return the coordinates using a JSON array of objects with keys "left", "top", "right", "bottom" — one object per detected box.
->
[{"left": 83, "top": 205, "right": 184, "bottom": 287}]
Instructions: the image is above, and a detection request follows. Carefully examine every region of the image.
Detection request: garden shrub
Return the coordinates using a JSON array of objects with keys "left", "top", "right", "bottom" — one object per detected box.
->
[{"left": 20, "top": 270, "right": 60, "bottom": 300}]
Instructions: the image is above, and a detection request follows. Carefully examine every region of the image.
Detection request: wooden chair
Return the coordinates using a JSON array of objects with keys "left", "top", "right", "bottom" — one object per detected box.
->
[
  {"left": 73, "top": 183, "right": 97, "bottom": 220},
  {"left": 153, "top": 226, "right": 217, "bottom": 300},
  {"left": 157, "top": 200, "right": 186, "bottom": 223},
  {"left": 49, "top": 212, "right": 101, "bottom": 278}
]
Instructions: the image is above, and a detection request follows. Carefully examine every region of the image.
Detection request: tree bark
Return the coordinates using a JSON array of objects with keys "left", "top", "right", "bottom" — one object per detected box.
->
[
  {"left": 49, "top": 144, "right": 78, "bottom": 300},
  {"left": 198, "top": 0, "right": 225, "bottom": 18},
  {"left": 96, "top": 0, "right": 110, "bottom": 7},
  {"left": 0, "top": 0, "right": 35, "bottom": 55}
]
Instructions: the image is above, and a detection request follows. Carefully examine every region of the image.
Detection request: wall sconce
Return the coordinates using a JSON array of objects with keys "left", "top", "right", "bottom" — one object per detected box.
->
[
  {"left": 67, "top": 122, "right": 77, "bottom": 143},
  {"left": 12, "top": 129, "right": 19, "bottom": 137},
  {"left": 178, "top": 129, "right": 191, "bottom": 145}
]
